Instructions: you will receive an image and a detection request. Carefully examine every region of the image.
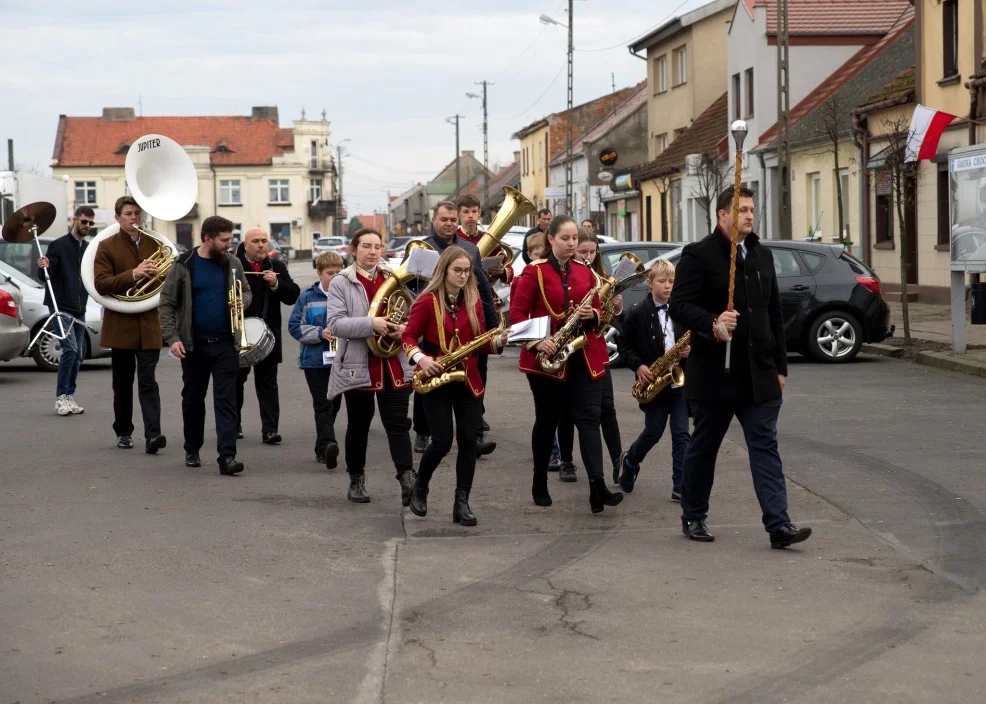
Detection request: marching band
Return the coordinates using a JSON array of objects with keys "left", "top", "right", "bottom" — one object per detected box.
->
[{"left": 5, "top": 130, "right": 811, "bottom": 548}]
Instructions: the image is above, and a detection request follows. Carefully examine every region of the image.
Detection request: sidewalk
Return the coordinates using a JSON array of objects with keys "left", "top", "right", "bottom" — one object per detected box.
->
[{"left": 884, "top": 300, "right": 986, "bottom": 346}]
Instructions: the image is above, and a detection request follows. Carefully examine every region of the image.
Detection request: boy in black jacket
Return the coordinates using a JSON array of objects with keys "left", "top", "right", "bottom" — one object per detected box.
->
[{"left": 616, "top": 259, "right": 690, "bottom": 500}]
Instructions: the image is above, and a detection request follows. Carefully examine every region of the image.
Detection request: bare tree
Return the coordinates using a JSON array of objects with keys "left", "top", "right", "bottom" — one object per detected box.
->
[
  {"left": 881, "top": 114, "right": 917, "bottom": 345},
  {"left": 820, "top": 95, "right": 849, "bottom": 244},
  {"left": 689, "top": 152, "right": 731, "bottom": 234},
  {"left": 13, "top": 161, "right": 49, "bottom": 177}
]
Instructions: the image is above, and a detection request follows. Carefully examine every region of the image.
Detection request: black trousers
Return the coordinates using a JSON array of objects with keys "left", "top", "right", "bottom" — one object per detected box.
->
[
  {"left": 180, "top": 340, "right": 240, "bottom": 462},
  {"left": 236, "top": 354, "right": 279, "bottom": 434},
  {"left": 343, "top": 374, "right": 413, "bottom": 478},
  {"left": 303, "top": 367, "right": 342, "bottom": 455},
  {"left": 111, "top": 348, "right": 162, "bottom": 440},
  {"left": 475, "top": 353, "right": 488, "bottom": 428},
  {"left": 558, "top": 367, "right": 621, "bottom": 466},
  {"left": 417, "top": 382, "right": 482, "bottom": 492},
  {"left": 412, "top": 391, "right": 430, "bottom": 436},
  {"left": 527, "top": 357, "right": 604, "bottom": 480}
]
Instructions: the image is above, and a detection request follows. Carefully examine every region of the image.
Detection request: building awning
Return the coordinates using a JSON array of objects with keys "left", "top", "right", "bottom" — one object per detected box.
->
[{"left": 601, "top": 190, "right": 640, "bottom": 204}]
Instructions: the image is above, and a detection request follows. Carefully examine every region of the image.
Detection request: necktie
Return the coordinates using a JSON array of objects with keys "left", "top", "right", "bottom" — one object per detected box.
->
[
  {"left": 737, "top": 243, "right": 746, "bottom": 262},
  {"left": 655, "top": 303, "right": 668, "bottom": 312}
]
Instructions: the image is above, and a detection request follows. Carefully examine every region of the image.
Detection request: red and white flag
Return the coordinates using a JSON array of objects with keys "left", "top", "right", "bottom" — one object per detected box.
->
[{"left": 904, "top": 104, "right": 957, "bottom": 162}]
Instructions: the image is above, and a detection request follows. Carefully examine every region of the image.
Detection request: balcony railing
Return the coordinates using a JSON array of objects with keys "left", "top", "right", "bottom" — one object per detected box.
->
[
  {"left": 308, "top": 159, "right": 333, "bottom": 173},
  {"left": 308, "top": 199, "right": 337, "bottom": 219}
]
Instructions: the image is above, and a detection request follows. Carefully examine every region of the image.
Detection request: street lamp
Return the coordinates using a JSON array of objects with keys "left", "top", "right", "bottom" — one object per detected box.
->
[
  {"left": 335, "top": 138, "right": 351, "bottom": 237},
  {"left": 540, "top": 3, "right": 574, "bottom": 216}
]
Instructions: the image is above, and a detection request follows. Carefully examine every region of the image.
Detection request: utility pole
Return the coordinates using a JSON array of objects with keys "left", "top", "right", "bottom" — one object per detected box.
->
[
  {"left": 336, "top": 144, "right": 344, "bottom": 238},
  {"left": 446, "top": 114, "right": 463, "bottom": 198},
  {"left": 776, "top": 0, "right": 792, "bottom": 239},
  {"left": 565, "top": 0, "right": 574, "bottom": 216},
  {"left": 468, "top": 83, "right": 494, "bottom": 208},
  {"left": 611, "top": 72, "right": 616, "bottom": 96}
]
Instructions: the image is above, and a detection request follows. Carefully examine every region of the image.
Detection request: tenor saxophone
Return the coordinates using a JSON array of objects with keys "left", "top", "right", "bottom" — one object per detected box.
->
[
  {"left": 412, "top": 313, "right": 506, "bottom": 394},
  {"left": 631, "top": 331, "right": 691, "bottom": 404}
]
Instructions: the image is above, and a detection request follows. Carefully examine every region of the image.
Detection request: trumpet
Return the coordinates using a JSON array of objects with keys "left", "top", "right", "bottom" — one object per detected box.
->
[{"left": 229, "top": 278, "right": 250, "bottom": 351}]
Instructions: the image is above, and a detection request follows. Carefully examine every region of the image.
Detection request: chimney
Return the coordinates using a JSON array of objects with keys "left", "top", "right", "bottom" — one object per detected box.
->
[
  {"left": 251, "top": 106, "right": 279, "bottom": 123},
  {"left": 461, "top": 150, "right": 474, "bottom": 158},
  {"left": 102, "top": 107, "right": 135, "bottom": 121},
  {"left": 513, "top": 150, "right": 520, "bottom": 164}
]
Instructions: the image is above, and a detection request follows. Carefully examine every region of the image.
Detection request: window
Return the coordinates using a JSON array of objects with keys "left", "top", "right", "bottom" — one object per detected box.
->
[
  {"left": 875, "top": 194, "right": 894, "bottom": 243},
  {"left": 837, "top": 169, "right": 850, "bottom": 239},
  {"left": 800, "top": 251, "right": 826, "bottom": 273},
  {"left": 269, "top": 179, "right": 290, "bottom": 204},
  {"left": 937, "top": 167, "right": 950, "bottom": 246},
  {"left": 74, "top": 181, "right": 96, "bottom": 205},
  {"left": 656, "top": 133, "right": 668, "bottom": 154},
  {"left": 672, "top": 46, "right": 687, "bottom": 86},
  {"left": 943, "top": 0, "right": 958, "bottom": 78},
  {"left": 545, "top": 135, "right": 549, "bottom": 187},
  {"left": 655, "top": 55, "right": 667, "bottom": 93},
  {"left": 744, "top": 68, "right": 755, "bottom": 117},
  {"left": 310, "top": 178, "right": 323, "bottom": 203},
  {"left": 807, "top": 172, "right": 822, "bottom": 237},
  {"left": 219, "top": 179, "right": 241, "bottom": 205},
  {"left": 538, "top": 142, "right": 543, "bottom": 171},
  {"left": 772, "top": 249, "right": 804, "bottom": 278},
  {"left": 732, "top": 73, "right": 742, "bottom": 120}
]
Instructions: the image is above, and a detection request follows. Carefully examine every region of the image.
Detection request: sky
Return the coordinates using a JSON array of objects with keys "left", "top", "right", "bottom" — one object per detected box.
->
[{"left": 0, "top": 0, "right": 711, "bottom": 215}]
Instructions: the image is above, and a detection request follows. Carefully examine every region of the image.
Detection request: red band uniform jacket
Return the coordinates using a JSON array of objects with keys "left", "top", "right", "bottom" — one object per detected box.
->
[
  {"left": 509, "top": 255, "right": 608, "bottom": 381},
  {"left": 402, "top": 291, "right": 502, "bottom": 398}
]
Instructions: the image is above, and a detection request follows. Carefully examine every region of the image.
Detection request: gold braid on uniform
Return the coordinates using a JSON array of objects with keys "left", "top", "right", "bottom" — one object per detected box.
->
[{"left": 536, "top": 266, "right": 571, "bottom": 321}]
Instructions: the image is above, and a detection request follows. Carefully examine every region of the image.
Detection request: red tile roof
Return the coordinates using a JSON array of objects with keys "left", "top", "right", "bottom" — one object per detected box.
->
[
  {"left": 354, "top": 214, "right": 387, "bottom": 232},
  {"left": 756, "top": 9, "right": 913, "bottom": 149},
  {"left": 53, "top": 115, "right": 296, "bottom": 167},
  {"left": 745, "top": 0, "right": 910, "bottom": 35}
]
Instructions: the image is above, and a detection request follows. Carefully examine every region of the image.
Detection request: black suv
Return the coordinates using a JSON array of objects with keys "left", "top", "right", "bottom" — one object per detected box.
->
[{"left": 607, "top": 240, "right": 893, "bottom": 365}]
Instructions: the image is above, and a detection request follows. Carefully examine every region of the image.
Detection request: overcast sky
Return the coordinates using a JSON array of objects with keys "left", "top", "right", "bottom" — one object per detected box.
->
[{"left": 0, "top": 0, "right": 711, "bottom": 214}]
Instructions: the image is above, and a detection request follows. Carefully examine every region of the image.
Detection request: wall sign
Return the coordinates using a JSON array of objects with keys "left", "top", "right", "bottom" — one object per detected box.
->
[{"left": 599, "top": 148, "right": 618, "bottom": 167}]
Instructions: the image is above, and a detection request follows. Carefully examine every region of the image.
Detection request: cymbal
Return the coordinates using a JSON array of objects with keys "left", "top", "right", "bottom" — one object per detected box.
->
[{"left": 1, "top": 201, "right": 57, "bottom": 243}]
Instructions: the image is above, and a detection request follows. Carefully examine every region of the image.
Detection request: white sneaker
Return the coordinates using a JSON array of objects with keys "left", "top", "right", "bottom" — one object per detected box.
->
[
  {"left": 55, "top": 395, "right": 71, "bottom": 416},
  {"left": 65, "top": 395, "right": 84, "bottom": 414}
]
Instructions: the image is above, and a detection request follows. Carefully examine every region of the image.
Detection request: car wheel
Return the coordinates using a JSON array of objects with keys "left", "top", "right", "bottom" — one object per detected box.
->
[
  {"left": 30, "top": 328, "right": 61, "bottom": 372},
  {"left": 605, "top": 326, "right": 621, "bottom": 367},
  {"left": 807, "top": 311, "right": 862, "bottom": 363}
]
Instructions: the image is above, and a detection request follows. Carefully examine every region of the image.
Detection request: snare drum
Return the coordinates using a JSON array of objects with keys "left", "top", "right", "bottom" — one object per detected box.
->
[{"left": 239, "top": 317, "right": 275, "bottom": 367}]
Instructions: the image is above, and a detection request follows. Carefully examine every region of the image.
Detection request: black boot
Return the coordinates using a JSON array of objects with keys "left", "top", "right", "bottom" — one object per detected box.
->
[
  {"left": 452, "top": 489, "right": 477, "bottom": 526},
  {"left": 589, "top": 477, "right": 623, "bottom": 514},
  {"left": 409, "top": 481, "right": 429, "bottom": 517},
  {"left": 532, "top": 471, "right": 552, "bottom": 507}
]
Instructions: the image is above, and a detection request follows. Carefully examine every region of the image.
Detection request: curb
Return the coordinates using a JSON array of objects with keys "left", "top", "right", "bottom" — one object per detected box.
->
[
  {"left": 860, "top": 343, "right": 904, "bottom": 358},
  {"left": 913, "top": 351, "right": 986, "bottom": 377}
]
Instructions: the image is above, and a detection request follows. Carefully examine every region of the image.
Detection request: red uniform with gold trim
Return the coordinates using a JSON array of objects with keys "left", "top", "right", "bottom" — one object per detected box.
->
[
  {"left": 457, "top": 226, "right": 514, "bottom": 285},
  {"left": 509, "top": 257, "right": 608, "bottom": 381},
  {"left": 402, "top": 291, "right": 502, "bottom": 398},
  {"left": 357, "top": 270, "right": 410, "bottom": 391}
]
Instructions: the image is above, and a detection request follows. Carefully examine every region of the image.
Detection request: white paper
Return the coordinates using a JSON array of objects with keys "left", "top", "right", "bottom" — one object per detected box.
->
[
  {"left": 507, "top": 316, "right": 550, "bottom": 343},
  {"left": 322, "top": 350, "right": 336, "bottom": 364},
  {"left": 482, "top": 256, "right": 502, "bottom": 272},
  {"left": 404, "top": 247, "right": 440, "bottom": 278},
  {"left": 610, "top": 256, "right": 639, "bottom": 283}
]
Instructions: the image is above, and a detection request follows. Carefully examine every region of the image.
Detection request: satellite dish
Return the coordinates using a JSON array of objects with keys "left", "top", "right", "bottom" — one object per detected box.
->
[{"left": 598, "top": 171, "right": 614, "bottom": 183}]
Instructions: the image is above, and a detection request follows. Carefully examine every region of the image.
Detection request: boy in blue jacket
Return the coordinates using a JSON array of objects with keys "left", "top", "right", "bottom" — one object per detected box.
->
[{"left": 289, "top": 252, "right": 344, "bottom": 467}]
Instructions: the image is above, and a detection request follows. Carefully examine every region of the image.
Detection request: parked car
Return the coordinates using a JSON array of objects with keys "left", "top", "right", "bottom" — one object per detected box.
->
[
  {"left": 385, "top": 235, "right": 428, "bottom": 268},
  {"left": 312, "top": 236, "right": 349, "bottom": 267},
  {"left": 0, "top": 259, "right": 110, "bottom": 371},
  {"left": 605, "top": 240, "right": 893, "bottom": 366},
  {"left": 0, "top": 274, "right": 30, "bottom": 362}
]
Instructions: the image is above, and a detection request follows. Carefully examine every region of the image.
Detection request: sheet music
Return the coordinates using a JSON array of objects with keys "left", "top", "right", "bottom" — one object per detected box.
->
[
  {"left": 507, "top": 316, "right": 550, "bottom": 343},
  {"left": 482, "top": 256, "right": 502, "bottom": 272},
  {"left": 611, "top": 256, "right": 639, "bottom": 282},
  {"left": 405, "top": 247, "right": 440, "bottom": 278}
]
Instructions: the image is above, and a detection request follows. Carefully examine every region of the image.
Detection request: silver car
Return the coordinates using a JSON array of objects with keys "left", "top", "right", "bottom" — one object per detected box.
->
[
  {"left": 0, "top": 274, "right": 30, "bottom": 362},
  {"left": 0, "top": 259, "right": 109, "bottom": 371}
]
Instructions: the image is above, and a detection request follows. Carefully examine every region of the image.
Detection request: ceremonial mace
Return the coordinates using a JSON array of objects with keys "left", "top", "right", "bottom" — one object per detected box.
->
[{"left": 724, "top": 120, "right": 748, "bottom": 374}]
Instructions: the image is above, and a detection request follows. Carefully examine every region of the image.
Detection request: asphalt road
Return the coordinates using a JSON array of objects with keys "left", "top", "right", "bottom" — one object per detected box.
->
[{"left": 1, "top": 261, "right": 985, "bottom": 703}]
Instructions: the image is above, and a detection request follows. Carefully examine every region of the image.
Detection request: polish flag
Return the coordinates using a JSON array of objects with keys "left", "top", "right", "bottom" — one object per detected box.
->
[{"left": 904, "top": 104, "right": 957, "bottom": 162}]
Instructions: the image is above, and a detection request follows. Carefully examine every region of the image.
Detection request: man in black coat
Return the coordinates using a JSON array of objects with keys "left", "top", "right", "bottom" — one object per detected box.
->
[
  {"left": 668, "top": 187, "right": 811, "bottom": 549},
  {"left": 235, "top": 228, "right": 301, "bottom": 444},
  {"left": 36, "top": 206, "right": 95, "bottom": 416}
]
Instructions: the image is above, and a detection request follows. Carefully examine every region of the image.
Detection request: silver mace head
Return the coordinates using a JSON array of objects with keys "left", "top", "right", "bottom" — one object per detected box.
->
[{"left": 731, "top": 120, "right": 749, "bottom": 151}]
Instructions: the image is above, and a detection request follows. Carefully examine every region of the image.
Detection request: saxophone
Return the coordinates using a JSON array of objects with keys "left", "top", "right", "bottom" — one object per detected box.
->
[
  {"left": 631, "top": 331, "right": 691, "bottom": 404},
  {"left": 536, "top": 282, "right": 601, "bottom": 373},
  {"left": 412, "top": 312, "right": 506, "bottom": 394}
]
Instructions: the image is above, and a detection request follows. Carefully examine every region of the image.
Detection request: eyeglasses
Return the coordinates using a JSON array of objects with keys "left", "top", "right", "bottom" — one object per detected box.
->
[
  {"left": 358, "top": 243, "right": 385, "bottom": 251},
  {"left": 78, "top": 219, "right": 94, "bottom": 225},
  {"left": 450, "top": 267, "right": 472, "bottom": 277}
]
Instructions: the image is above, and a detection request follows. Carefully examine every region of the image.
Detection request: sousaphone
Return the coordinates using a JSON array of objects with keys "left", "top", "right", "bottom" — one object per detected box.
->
[{"left": 82, "top": 134, "right": 197, "bottom": 314}]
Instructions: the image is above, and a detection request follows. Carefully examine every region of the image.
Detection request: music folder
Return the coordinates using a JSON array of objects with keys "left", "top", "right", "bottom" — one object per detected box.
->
[
  {"left": 405, "top": 247, "right": 440, "bottom": 278},
  {"left": 507, "top": 316, "right": 550, "bottom": 343}
]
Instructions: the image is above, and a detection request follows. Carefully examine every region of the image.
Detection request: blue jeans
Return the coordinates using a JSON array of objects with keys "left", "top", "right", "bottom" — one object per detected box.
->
[
  {"left": 680, "top": 398, "right": 790, "bottom": 532},
  {"left": 626, "top": 388, "right": 690, "bottom": 492},
  {"left": 54, "top": 312, "right": 86, "bottom": 397}
]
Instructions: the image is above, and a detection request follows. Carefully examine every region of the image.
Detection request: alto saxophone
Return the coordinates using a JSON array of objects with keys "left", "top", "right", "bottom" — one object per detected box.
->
[
  {"left": 631, "top": 331, "right": 691, "bottom": 404},
  {"left": 412, "top": 313, "right": 506, "bottom": 394},
  {"left": 537, "top": 282, "right": 600, "bottom": 373}
]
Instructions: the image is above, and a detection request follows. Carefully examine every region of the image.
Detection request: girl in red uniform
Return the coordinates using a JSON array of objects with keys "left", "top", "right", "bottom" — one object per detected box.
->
[
  {"left": 402, "top": 246, "right": 509, "bottom": 526},
  {"left": 509, "top": 216, "right": 624, "bottom": 513}
]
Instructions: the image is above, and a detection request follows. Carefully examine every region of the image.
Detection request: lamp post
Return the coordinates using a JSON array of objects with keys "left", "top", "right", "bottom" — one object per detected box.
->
[
  {"left": 335, "top": 138, "right": 351, "bottom": 238},
  {"left": 540, "top": 2, "right": 574, "bottom": 216}
]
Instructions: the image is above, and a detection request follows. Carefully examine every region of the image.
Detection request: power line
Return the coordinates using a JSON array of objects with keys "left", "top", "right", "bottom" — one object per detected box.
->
[
  {"left": 576, "top": 0, "right": 695, "bottom": 53},
  {"left": 490, "top": 62, "right": 567, "bottom": 121},
  {"left": 346, "top": 152, "right": 438, "bottom": 176}
]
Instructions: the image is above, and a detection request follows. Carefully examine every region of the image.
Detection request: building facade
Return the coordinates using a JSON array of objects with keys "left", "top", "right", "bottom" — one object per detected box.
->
[{"left": 51, "top": 106, "right": 336, "bottom": 257}]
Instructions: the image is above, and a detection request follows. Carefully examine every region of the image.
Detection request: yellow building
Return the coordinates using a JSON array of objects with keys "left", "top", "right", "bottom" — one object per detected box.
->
[
  {"left": 628, "top": 0, "right": 734, "bottom": 241},
  {"left": 51, "top": 106, "right": 336, "bottom": 257}
]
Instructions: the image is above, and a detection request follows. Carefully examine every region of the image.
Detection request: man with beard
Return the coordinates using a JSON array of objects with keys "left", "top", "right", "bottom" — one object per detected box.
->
[
  {"left": 234, "top": 227, "right": 300, "bottom": 444},
  {"left": 159, "top": 216, "right": 252, "bottom": 475},
  {"left": 37, "top": 206, "right": 96, "bottom": 416}
]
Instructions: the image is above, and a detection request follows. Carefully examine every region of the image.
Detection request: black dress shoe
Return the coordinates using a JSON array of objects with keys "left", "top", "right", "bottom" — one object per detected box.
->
[
  {"left": 476, "top": 435, "right": 496, "bottom": 457},
  {"left": 185, "top": 453, "right": 201, "bottom": 468},
  {"left": 559, "top": 462, "right": 577, "bottom": 482},
  {"left": 414, "top": 433, "right": 430, "bottom": 453},
  {"left": 532, "top": 471, "right": 552, "bottom": 507},
  {"left": 589, "top": 477, "right": 623, "bottom": 513},
  {"left": 323, "top": 441, "right": 339, "bottom": 469},
  {"left": 769, "top": 523, "right": 812, "bottom": 549},
  {"left": 409, "top": 483, "right": 429, "bottom": 517},
  {"left": 262, "top": 432, "right": 282, "bottom": 445},
  {"left": 145, "top": 434, "right": 167, "bottom": 454},
  {"left": 236, "top": 426, "right": 244, "bottom": 440},
  {"left": 398, "top": 470, "right": 417, "bottom": 507},
  {"left": 219, "top": 456, "right": 244, "bottom": 475},
  {"left": 682, "top": 520, "right": 715, "bottom": 542},
  {"left": 452, "top": 489, "right": 477, "bottom": 526}
]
